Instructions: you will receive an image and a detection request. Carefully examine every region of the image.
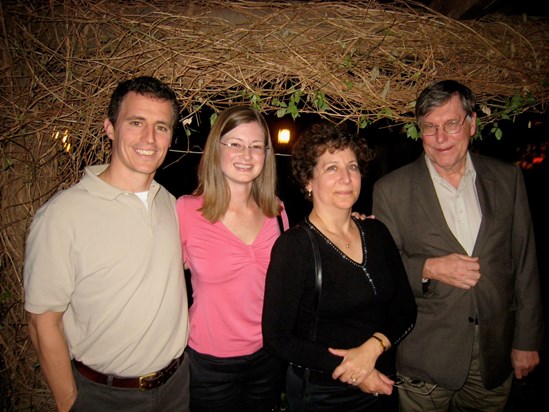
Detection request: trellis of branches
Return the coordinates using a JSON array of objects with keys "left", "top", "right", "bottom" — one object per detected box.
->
[{"left": 1, "top": 0, "right": 547, "bottom": 409}]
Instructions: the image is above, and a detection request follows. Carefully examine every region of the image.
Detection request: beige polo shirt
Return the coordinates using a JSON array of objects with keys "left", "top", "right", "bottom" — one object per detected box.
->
[{"left": 24, "top": 165, "right": 189, "bottom": 376}]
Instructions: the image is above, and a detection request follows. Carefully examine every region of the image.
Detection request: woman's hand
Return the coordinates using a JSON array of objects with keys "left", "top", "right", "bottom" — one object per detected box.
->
[
  {"left": 356, "top": 369, "right": 394, "bottom": 396},
  {"left": 329, "top": 340, "right": 380, "bottom": 385}
]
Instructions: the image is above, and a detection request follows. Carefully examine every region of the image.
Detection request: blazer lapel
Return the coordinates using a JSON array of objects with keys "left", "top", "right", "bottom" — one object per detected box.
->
[
  {"left": 412, "top": 155, "right": 467, "bottom": 253},
  {"left": 471, "top": 155, "right": 496, "bottom": 256}
]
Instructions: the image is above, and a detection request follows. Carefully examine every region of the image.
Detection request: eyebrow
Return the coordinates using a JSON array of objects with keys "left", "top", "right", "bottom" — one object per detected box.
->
[
  {"left": 224, "top": 136, "right": 265, "bottom": 143},
  {"left": 126, "top": 115, "right": 171, "bottom": 127}
]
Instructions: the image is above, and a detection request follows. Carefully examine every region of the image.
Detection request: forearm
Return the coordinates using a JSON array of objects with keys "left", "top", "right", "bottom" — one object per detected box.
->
[{"left": 28, "top": 312, "right": 77, "bottom": 412}]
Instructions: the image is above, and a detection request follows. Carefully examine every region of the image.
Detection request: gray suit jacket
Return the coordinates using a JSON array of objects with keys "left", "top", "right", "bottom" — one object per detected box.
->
[{"left": 372, "top": 152, "right": 544, "bottom": 390}]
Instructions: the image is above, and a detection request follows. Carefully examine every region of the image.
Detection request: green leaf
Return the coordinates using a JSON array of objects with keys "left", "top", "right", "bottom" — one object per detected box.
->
[
  {"left": 404, "top": 123, "right": 420, "bottom": 140},
  {"left": 289, "top": 104, "right": 300, "bottom": 120},
  {"left": 210, "top": 113, "right": 218, "bottom": 127},
  {"left": 312, "top": 91, "right": 329, "bottom": 112}
]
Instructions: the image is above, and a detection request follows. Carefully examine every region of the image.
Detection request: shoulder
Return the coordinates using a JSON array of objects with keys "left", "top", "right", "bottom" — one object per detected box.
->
[
  {"left": 356, "top": 216, "right": 390, "bottom": 234},
  {"left": 36, "top": 183, "right": 85, "bottom": 216},
  {"left": 176, "top": 194, "right": 203, "bottom": 211},
  {"left": 471, "top": 152, "right": 518, "bottom": 174},
  {"left": 356, "top": 218, "right": 396, "bottom": 247},
  {"left": 375, "top": 157, "right": 422, "bottom": 187},
  {"left": 274, "top": 222, "right": 310, "bottom": 247},
  {"left": 29, "top": 184, "right": 90, "bottom": 233},
  {"left": 282, "top": 222, "right": 310, "bottom": 240},
  {"left": 157, "top": 184, "right": 176, "bottom": 202},
  {"left": 355, "top": 218, "right": 399, "bottom": 253},
  {"left": 270, "top": 223, "right": 316, "bottom": 265},
  {"left": 276, "top": 197, "right": 288, "bottom": 215}
]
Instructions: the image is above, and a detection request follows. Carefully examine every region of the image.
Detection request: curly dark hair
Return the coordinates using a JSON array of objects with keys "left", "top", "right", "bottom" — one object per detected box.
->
[{"left": 291, "top": 122, "right": 375, "bottom": 200}]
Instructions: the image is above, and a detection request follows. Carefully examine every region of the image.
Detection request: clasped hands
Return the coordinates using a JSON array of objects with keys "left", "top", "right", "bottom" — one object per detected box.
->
[{"left": 329, "top": 343, "right": 393, "bottom": 396}]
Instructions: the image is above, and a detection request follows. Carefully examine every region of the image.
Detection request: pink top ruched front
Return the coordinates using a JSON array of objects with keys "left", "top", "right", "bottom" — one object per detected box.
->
[{"left": 176, "top": 195, "right": 288, "bottom": 357}]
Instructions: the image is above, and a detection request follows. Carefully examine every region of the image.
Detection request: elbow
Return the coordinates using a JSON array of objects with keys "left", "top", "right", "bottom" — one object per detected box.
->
[
  {"left": 262, "top": 332, "right": 276, "bottom": 355},
  {"left": 27, "top": 312, "right": 40, "bottom": 348},
  {"left": 262, "top": 329, "right": 283, "bottom": 359}
]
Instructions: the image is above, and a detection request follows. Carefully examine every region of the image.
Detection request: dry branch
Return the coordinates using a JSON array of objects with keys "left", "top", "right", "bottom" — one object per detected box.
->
[{"left": 1, "top": 0, "right": 547, "bottom": 408}]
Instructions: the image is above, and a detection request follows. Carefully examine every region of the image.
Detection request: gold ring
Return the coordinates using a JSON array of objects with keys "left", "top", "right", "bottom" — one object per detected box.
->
[{"left": 351, "top": 377, "right": 357, "bottom": 383}]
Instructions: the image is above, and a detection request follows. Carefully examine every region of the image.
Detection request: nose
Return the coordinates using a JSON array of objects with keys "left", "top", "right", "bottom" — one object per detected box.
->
[
  {"left": 241, "top": 146, "right": 253, "bottom": 158},
  {"left": 340, "top": 168, "right": 352, "bottom": 182},
  {"left": 142, "top": 125, "right": 155, "bottom": 143},
  {"left": 434, "top": 128, "right": 448, "bottom": 144}
]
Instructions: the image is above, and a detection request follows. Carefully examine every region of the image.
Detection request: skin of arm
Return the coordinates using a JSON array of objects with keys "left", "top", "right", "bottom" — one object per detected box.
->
[{"left": 28, "top": 311, "right": 77, "bottom": 412}]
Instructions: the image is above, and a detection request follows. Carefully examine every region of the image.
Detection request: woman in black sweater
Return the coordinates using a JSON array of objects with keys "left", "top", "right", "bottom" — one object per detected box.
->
[{"left": 262, "top": 122, "right": 417, "bottom": 411}]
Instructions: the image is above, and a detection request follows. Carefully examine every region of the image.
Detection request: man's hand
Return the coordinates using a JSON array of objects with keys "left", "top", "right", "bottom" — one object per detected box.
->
[
  {"left": 351, "top": 212, "right": 375, "bottom": 220},
  {"left": 511, "top": 349, "right": 540, "bottom": 379},
  {"left": 423, "top": 253, "right": 480, "bottom": 289}
]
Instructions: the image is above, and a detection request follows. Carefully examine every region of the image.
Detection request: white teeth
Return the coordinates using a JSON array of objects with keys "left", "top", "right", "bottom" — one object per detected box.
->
[
  {"left": 234, "top": 163, "right": 252, "bottom": 169},
  {"left": 136, "top": 149, "right": 155, "bottom": 155}
]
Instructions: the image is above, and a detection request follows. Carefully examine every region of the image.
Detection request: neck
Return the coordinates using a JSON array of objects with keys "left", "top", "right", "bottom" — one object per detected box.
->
[
  {"left": 226, "top": 184, "right": 258, "bottom": 215},
  {"left": 99, "top": 165, "right": 152, "bottom": 192},
  {"left": 430, "top": 155, "right": 468, "bottom": 189},
  {"left": 309, "top": 209, "right": 354, "bottom": 248}
]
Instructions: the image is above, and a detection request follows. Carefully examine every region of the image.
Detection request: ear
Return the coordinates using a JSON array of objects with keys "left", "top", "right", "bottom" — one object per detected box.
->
[
  {"left": 104, "top": 118, "right": 115, "bottom": 141},
  {"left": 469, "top": 112, "right": 477, "bottom": 137}
]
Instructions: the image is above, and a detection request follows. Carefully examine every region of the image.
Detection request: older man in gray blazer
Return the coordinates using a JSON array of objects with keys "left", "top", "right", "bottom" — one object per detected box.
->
[{"left": 372, "top": 80, "right": 544, "bottom": 412}]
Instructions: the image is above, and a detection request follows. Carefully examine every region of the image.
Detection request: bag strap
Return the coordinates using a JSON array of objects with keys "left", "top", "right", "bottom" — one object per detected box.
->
[
  {"left": 300, "top": 224, "right": 322, "bottom": 342},
  {"left": 276, "top": 214, "right": 284, "bottom": 234}
]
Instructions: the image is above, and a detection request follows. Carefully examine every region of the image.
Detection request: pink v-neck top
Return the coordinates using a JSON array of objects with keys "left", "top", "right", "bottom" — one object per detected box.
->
[{"left": 176, "top": 195, "right": 288, "bottom": 357}]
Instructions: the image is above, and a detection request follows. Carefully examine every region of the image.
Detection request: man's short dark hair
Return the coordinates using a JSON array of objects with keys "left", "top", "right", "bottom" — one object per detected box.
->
[
  {"left": 107, "top": 76, "right": 180, "bottom": 128},
  {"left": 415, "top": 80, "right": 476, "bottom": 121}
]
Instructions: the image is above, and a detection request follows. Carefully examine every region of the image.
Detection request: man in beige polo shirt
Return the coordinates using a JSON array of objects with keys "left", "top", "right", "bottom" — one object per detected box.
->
[{"left": 24, "top": 76, "right": 190, "bottom": 411}]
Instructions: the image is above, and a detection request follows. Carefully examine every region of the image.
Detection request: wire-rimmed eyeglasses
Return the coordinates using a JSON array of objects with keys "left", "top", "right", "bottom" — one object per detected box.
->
[
  {"left": 219, "top": 141, "right": 268, "bottom": 155},
  {"left": 390, "top": 374, "right": 438, "bottom": 395},
  {"left": 419, "top": 114, "right": 469, "bottom": 136}
]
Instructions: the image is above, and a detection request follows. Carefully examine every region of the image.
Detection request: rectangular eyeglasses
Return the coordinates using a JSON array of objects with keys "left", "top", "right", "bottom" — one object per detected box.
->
[{"left": 219, "top": 141, "right": 268, "bottom": 155}]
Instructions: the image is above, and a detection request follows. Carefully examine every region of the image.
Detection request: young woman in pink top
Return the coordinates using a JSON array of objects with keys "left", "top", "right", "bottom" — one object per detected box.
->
[{"left": 176, "top": 106, "right": 289, "bottom": 412}]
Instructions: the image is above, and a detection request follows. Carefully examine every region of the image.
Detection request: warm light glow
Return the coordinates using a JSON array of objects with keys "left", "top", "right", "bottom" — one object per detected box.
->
[
  {"left": 278, "top": 128, "right": 290, "bottom": 144},
  {"left": 52, "top": 128, "right": 72, "bottom": 153}
]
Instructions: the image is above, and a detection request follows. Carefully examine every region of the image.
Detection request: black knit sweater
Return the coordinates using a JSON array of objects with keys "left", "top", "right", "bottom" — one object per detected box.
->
[{"left": 262, "top": 216, "right": 417, "bottom": 378}]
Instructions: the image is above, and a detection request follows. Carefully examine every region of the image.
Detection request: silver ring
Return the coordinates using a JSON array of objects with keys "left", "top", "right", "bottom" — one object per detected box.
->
[{"left": 373, "top": 392, "right": 379, "bottom": 397}]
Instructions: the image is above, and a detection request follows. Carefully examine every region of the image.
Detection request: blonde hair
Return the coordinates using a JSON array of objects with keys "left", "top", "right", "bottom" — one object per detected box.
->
[{"left": 194, "top": 105, "right": 281, "bottom": 222}]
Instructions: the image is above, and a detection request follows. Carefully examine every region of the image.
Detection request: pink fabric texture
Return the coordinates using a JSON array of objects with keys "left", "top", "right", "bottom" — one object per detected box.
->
[{"left": 176, "top": 195, "right": 288, "bottom": 357}]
